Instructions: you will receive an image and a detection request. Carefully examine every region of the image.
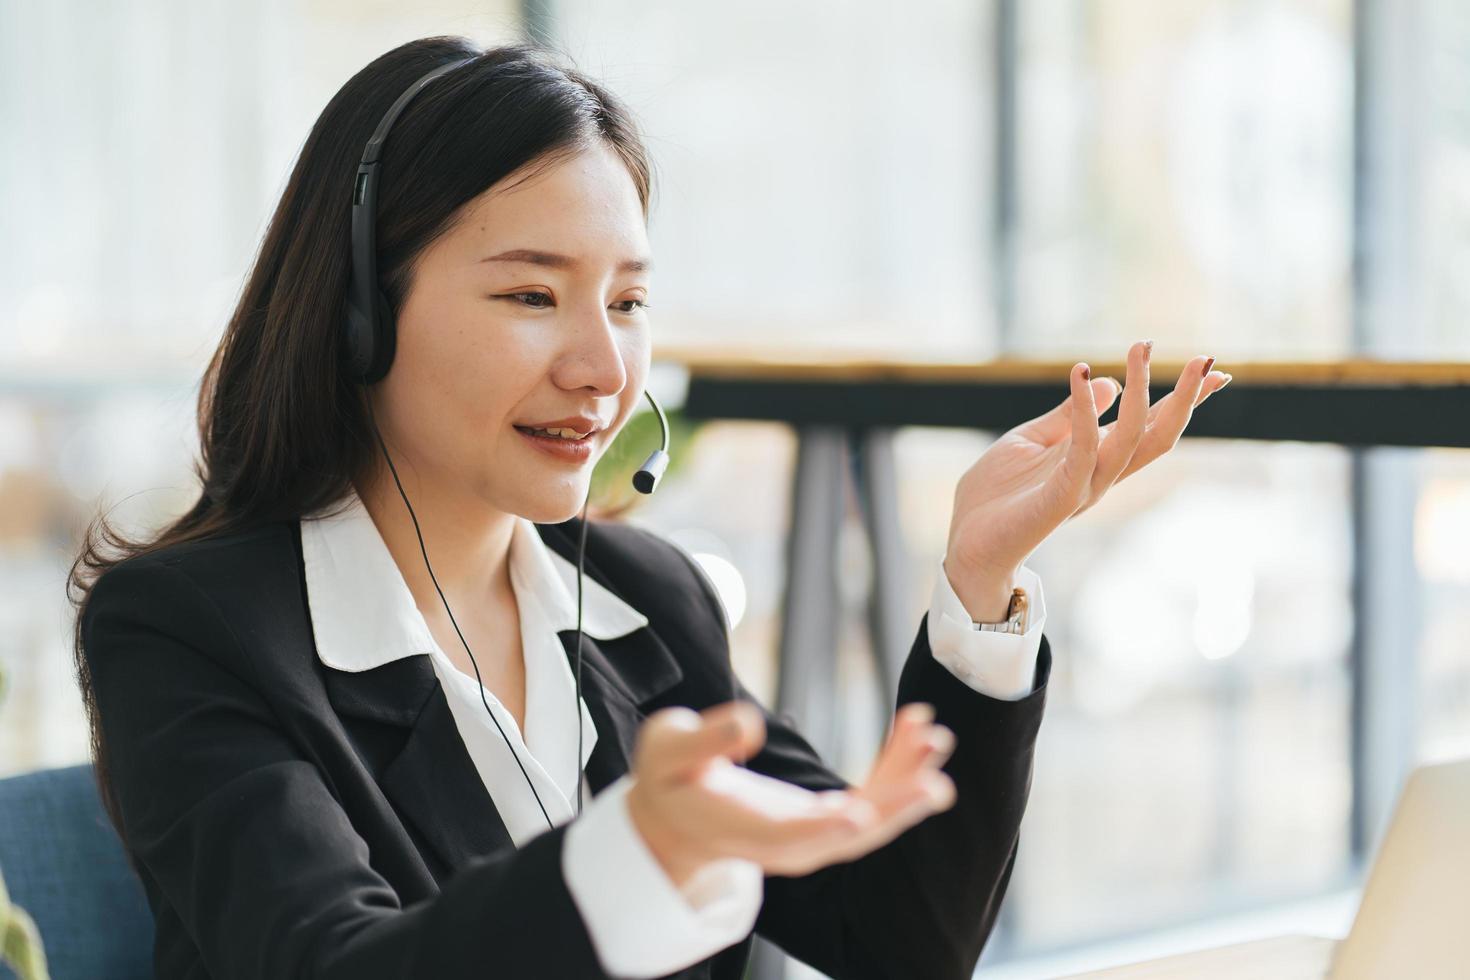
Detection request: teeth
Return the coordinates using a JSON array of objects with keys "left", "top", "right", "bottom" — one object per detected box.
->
[{"left": 525, "top": 426, "right": 588, "bottom": 440}]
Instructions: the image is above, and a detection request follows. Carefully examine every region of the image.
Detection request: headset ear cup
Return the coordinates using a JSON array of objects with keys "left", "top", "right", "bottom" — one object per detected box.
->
[
  {"left": 368, "top": 289, "right": 397, "bottom": 383},
  {"left": 344, "top": 298, "right": 375, "bottom": 383}
]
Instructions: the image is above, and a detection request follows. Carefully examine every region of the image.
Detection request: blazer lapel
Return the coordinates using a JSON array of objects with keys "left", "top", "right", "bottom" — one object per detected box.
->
[
  {"left": 561, "top": 625, "right": 682, "bottom": 796},
  {"left": 322, "top": 656, "right": 515, "bottom": 876},
  {"left": 538, "top": 519, "right": 688, "bottom": 795},
  {"left": 317, "top": 518, "right": 689, "bottom": 878}
]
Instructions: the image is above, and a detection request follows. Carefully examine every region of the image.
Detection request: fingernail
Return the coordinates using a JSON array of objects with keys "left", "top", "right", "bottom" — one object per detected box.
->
[
  {"left": 927, "top": 772, "right": 956, "bottom": 809},
  {"left": 1218, "top": 373, "right": 1233, "bottom": 389},
  {"left": 931, "top": 727, "right": 956, "bottom": 755},
  {"left": 1201, "top": 356, "right": 1216, "bottom": 377},
  {"left": 1144, "top": 339, "right": 1154, "bottom": 357},
  {"left": 1081, "top": 364, "right": 1091, "bottom": 381},
  {"left": 906, "top": 702, "right": 935, "bottom": 725}
]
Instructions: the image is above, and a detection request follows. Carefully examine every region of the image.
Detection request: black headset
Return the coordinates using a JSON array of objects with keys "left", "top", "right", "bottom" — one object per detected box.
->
[{"left": 344, "top": 55, "right": 675, "bottom": 827}]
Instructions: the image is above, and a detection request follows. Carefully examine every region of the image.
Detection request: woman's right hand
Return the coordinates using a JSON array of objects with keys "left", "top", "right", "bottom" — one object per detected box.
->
[{"left": 624, "top": 700, "right": 957, "bottom": 888}]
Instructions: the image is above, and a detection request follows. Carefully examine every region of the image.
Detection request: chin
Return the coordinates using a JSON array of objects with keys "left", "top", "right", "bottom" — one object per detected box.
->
[{"left": 517, "top": 486, "right": 591, "bottom": 525}]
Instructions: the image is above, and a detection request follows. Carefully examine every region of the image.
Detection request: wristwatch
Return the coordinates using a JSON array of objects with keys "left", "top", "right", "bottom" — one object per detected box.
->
[{"left": 973, "top": 586, "right": 1029, "bottom": 635}]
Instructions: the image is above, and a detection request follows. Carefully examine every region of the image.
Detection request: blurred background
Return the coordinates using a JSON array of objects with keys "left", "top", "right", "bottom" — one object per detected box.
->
[{"left": 2, "top": 1, "right": 1467, "bottom": 977}]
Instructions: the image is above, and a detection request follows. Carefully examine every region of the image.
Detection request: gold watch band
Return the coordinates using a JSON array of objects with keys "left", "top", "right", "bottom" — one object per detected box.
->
[{"left": 973, "top": 586, "right": 1028, "bottom": 634}]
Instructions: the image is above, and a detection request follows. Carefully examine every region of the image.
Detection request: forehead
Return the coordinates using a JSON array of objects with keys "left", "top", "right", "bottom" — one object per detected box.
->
[{"left": 451, "top": 143, "right": 649, "bottom": 261}]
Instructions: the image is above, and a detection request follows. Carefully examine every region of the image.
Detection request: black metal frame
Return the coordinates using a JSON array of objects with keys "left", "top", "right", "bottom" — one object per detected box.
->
[{"left": 685, "top": 375, "right": 1470, "bottom": 450}]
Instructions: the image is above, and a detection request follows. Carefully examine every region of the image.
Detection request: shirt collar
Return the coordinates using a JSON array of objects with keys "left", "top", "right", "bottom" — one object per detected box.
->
[{"left": 300, "top": 490, "right": 649, "bottom": 674}]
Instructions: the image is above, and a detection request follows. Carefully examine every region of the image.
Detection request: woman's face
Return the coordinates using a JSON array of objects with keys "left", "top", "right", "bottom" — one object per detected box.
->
[{"left": 371, "top": 142, "right": 652, "bottom": 524}]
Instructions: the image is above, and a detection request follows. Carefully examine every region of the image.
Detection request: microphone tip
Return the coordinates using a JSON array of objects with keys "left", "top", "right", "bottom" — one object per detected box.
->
[{"left": 633, "top": 449, "right": 670, "bottom": 495}]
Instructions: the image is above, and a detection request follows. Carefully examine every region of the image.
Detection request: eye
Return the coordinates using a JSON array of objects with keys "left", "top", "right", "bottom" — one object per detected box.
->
[
  {"left": 498, "top": 292, "right": 651, "bottom": 314},
  {"left": 506, "top": 291, "right": 553, "bottom": 309}
]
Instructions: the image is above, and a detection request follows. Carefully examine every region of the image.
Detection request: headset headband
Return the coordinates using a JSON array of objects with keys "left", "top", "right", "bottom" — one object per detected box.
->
[{"left": 345, "top": 57, "right": 478, "bottom": 384}]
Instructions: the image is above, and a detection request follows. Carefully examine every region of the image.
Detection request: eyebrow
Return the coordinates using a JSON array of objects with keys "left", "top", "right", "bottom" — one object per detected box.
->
[{"left": 480, "top": 248, "right": 653, "bottom": 275}]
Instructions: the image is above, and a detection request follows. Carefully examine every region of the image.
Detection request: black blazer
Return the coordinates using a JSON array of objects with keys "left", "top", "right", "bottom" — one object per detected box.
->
[{"left": 80, "top": 514, "right": 1052, "bottom": 980}]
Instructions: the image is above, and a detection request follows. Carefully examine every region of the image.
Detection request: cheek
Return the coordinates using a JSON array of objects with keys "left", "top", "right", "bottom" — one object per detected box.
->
[
  {"left": 387, "top": 324, "right": 545, "bottom": 448},
  {"left": 612, "top": 366, "right": 650, "bottom": 434},
  {"left": 416, "top": 308, "right": 553, "bottom": 390}
]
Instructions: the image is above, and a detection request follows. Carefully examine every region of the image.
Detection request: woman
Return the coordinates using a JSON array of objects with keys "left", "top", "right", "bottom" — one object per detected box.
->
[{"left": 69, "top": 36, "right": 1231, "bottom": 980}]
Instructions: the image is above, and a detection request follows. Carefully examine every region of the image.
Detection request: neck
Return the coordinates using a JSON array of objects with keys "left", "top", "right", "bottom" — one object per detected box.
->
[{"left": 353, "top": 464, "right": 517, "bottom": 616}]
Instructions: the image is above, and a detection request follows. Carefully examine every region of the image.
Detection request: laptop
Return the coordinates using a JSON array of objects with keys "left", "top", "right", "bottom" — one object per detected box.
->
[{"left": 1329, "top": 755, "right": 1470, "bottom": 979}]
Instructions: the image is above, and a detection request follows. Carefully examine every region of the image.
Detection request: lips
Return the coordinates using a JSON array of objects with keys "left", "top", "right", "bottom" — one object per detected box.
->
[
  {"left": 515, "top": 425, "right": 592, "bottom": 438},
  {"left": 515, "top": 423, "right": 597, "bottom": 462},
  {"left": 515, "top": 416, "right": 605, "bottom": 436}
]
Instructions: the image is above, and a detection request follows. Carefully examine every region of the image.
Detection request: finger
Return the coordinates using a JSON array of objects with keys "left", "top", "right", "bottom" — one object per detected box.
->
[
  {"left": 683, "top": 764, "right": 877, "bottom": 858},
  {"left": 760, "top": 792, "right": 900, "bottom": 873},
  {"left": 1097, "top": 366, "right": 1231, "bottom": 447},
  {"left": 776, "top": 769, "right": 957, "bottom": 871},
  {"left": 1087, "top": 340, "right": 1153, "bottom": 502},
  {"left": 889, "top": 701, "right": 935, "bottom": 745},
  {"left": 1099, "top": 370, "right": 1209, "bottom": 435},
  {"left": 872, "top": 769, "right": 957, "bottom": 820},
  {"left": 837, "top": 770, "right": 958, "bottom": 861},
  {"left": 1160, "top": 354, "right": 1215, "bottom": 435},
  {"left": 1068, "top": 361, "right": 1101, "bottom": 463},
  {"left": 869, "top": 716, "right": 955, "bottom": 790},
  {"left": 1108, "top": 355, "right": 1218, "bottom": 486},
  {"left": 1044, "top": 363, "right": 1101, "bottom": 510},
  {"left": 636, "top": 701, "right": 765, "bottom": 785},
  {"left": 700, "top": 700, "right": 766, "bottom": 764},
  {"left": 864, "top": 705, "right": 958, "bottom": 800},
  {"left": 866, "top": 703, "right": 935, "bottom": 783},
  {"left": 872, "top": 731, "right": 956, "bottom": 812},
  {"left": 1018, "top": 373, "right": 1122, "bottom": 446}
]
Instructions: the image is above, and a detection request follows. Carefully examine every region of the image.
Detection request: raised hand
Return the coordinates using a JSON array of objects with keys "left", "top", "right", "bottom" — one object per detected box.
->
[
  {"left": 943, "top": 342, "right": 1232, "bottom": 616},
  {"left": 625, "top": 700, "right": 956, "bottom": 886}
]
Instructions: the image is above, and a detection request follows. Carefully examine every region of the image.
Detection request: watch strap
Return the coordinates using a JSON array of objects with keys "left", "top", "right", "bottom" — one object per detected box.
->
[{"left": 973, "top": 586, "right": 1028, "bottom": 634}]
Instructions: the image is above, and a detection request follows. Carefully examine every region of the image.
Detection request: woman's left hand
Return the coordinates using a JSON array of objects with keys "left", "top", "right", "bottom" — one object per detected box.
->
[{"left": 944, "top": 341, "right": 1233, "bottom": 619}]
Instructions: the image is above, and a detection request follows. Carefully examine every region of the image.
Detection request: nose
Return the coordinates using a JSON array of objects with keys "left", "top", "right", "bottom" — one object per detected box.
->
[{"left": 558, "top": 301, "right": 629, "bottom": 398}]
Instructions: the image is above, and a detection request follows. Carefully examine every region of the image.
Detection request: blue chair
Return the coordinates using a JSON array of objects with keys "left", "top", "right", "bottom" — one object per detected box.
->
[{"left": 0, "top": 763, "right": 153, "bottom": 980}]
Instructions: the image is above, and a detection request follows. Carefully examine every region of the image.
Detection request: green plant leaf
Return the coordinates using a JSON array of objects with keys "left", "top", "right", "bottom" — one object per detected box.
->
[
  {"left": 588, "top": 407, "right": 703, "bottom": 514},
  {"left": 0, "top": 866, "right": 51, "bottom": 980}
]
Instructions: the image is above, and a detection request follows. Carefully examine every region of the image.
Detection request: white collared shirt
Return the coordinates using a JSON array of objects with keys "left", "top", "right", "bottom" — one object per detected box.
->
[
  {"left": 300, "top": 490, "right": 1047, "bottom": 978},
  {"left": 304, "top": 490, "right": 645, "bottom": 838}
]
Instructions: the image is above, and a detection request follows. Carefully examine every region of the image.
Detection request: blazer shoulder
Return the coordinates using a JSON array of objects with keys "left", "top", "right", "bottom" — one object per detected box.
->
[
  {"left": 584, "top": 517, "right": 732, "bottom": 634},
  {"left": 131, "top": 518, "right": 298, "bottom": 576},
  {"left": 86, "top": 516, "right": 288, "bottom": 595},
  {"left": 82, "top": 519, "right": 306, "bottom": 677}
]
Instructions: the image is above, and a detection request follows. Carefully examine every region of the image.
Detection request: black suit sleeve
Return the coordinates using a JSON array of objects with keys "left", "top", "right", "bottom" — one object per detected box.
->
[
  {"left": 672, "top": 546, "right": 1051, "bottom": 980},
  {"left": 82, "top": 555, "right": 608, "bottom": 980}
]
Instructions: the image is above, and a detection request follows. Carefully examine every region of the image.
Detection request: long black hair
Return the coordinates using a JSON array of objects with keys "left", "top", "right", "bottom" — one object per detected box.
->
[{"left": 67, "top": 35, "right": 656, "bottom": 831}]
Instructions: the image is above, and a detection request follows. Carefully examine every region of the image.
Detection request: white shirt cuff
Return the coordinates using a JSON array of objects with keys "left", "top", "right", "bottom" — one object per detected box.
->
[
  {"left": 926, "top": 558, "right": 1047, "bottom": 701},
  {"left": 561, "top": 772, "right": 763, "bottom": 977}
]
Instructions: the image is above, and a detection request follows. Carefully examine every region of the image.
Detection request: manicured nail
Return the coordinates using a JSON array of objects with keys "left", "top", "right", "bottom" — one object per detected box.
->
[
  {"left": 1201, "top": 356, "right": 1216, "bottom": 377},
  {"left": 1081, "top": 364, "right": 1091, "bottom": 381}
]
